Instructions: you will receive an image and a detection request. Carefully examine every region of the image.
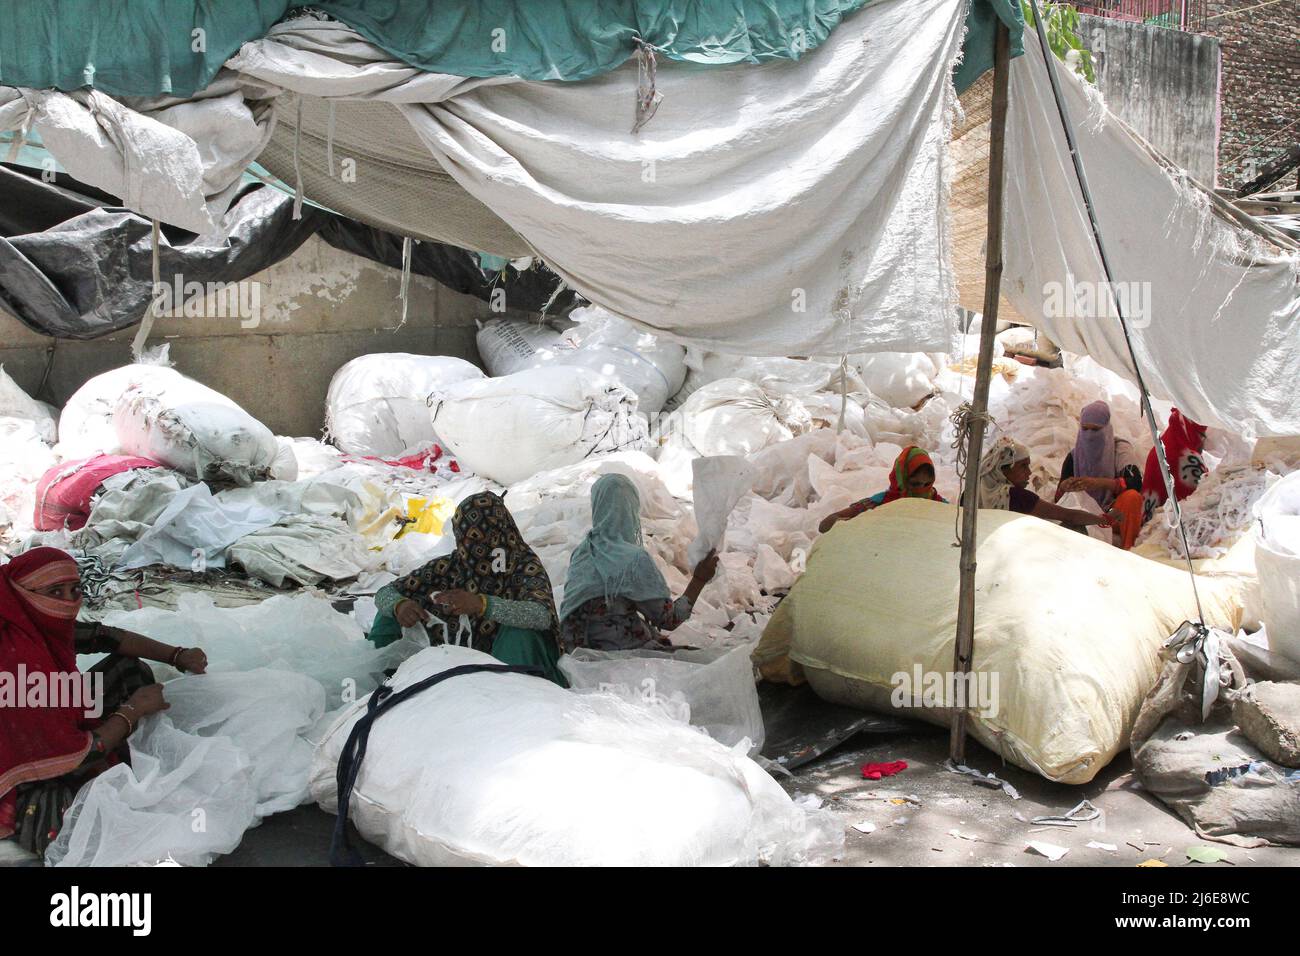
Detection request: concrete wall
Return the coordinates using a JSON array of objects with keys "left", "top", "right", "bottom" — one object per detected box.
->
[
  {"left": 1080, "top": 16, "right": 1222, "bottom": 184},
  {"left": 0, "top": 237, "right": 541, "bottom": 438}
]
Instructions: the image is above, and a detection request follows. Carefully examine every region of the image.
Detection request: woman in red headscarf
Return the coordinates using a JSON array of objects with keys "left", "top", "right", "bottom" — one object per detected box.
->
[
  {"left": 1141, "top": 408, "right": 1210, "bottom": 523},
  {"left": 0, "top": 548, "right": 204, "bottom": 858},
  {"left": 819, "top": 446, "right": 948, "bottom": 534}
]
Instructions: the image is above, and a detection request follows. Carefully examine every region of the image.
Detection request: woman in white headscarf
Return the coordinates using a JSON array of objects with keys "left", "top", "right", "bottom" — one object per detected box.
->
[{"left": 978, "top": 436, "right": 1118, "bottom": 532}]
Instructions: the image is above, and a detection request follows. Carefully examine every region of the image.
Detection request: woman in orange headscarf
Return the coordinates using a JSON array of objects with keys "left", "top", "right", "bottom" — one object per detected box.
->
[
  {"left": 1, "top": 548, "right": 204, "bottom": 858},
  {"left": 819, "top": 446, "right": 948, "bottom": 534}
]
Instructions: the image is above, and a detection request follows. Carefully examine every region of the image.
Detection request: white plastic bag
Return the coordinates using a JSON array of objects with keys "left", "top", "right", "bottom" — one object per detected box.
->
[
  {"left": 688, "top": 456, "right": 756, "bottom": 566},
  {"left": 559, "top": 643, "right": 766, "bottom": 754},
  {"left": 325, "top": 353, "right": 485, "bottom": 457},
  {"left": 430, "top": 367, "right": 649, "bottom": 485},
  {"left": 475, "top": 318, "right": 568, "bottom": 376},
  {"left": 669, "top": 378, "right": 812, "bottom": 459},
  {"left": 853, "top": 352, "right": 938, "bottom": 408}
]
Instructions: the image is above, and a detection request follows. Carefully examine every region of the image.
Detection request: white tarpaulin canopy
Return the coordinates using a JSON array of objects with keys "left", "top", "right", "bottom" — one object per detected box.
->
[
  {"left": 997, "top": 30, "right": 1300, "bottom": 439},
  {"left": 0, "top": 0, "right": 967, "bottom": 357}
]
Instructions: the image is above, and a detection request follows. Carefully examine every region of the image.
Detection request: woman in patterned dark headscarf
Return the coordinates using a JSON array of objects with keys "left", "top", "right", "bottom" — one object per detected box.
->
[{"left": 370, "top": 492, "right": 565, "bottom": 684}]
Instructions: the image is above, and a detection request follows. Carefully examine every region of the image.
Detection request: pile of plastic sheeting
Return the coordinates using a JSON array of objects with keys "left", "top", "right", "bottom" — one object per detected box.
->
[
  {"left": 99, "top": 592, "right": 422, "bottom": 708},
  {"left": 312, "top": 645, "right": 841, "bottom": 866},
  {"left": 560, "top": 644, "right": 765, "bottom": 755},
  {"left": 1137, "top": 466, "right": 1279, "bottom": 561},
  {"left": 43, "top": 592, "right": 427, "bottom": 866},
  {"left": 46, "top": 670, "right": 325, "bottom": 867}
]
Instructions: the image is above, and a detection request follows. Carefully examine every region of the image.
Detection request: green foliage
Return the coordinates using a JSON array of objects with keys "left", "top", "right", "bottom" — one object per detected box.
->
[{"left": 1021, "top": 0, "right": 1098, "bottom": 84}]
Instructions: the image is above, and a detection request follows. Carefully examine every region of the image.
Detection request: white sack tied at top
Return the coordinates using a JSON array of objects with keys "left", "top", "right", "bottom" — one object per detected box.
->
[
  {"left": 225, "top": 0, "right": 966, "bottom": 356},
  {"left": 1002, "top": 29, "right": 1300, "bottom": 438},
  {"left": 688, "top": 456, "right": 757, "bottom": 567}
]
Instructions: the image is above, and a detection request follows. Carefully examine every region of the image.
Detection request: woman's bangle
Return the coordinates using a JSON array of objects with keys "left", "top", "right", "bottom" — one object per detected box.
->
[
  {"left": 478, "top": 594, "right": 489, "bottom": 617},
  {"left": 106, "top": 710, "right": 135, "bottom": 736},
  {"left": 169, "top": 646, "right": 186, "bottom": 670}
]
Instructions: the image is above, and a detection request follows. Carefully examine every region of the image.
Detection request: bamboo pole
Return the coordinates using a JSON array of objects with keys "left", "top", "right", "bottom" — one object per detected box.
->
[{"left": 949, "top": 20, "right": 1011, "bottom": 764}]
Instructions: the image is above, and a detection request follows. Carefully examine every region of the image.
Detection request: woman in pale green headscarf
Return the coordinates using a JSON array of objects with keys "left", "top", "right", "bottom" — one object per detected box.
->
[{"left": 560, "top": 474, "right": 718, "bottom": 652}]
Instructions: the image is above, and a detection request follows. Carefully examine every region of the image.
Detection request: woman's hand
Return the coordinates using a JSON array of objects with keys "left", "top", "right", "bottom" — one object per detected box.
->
[
  {"left": 1090, "top": 512, "right": 1121, "bottom": 530},
  {"left": 691, "top": 551, "right": 720, "bottom": 585},
  {"left": 434, "top": 590, "right": 486, "bottom": 617},
  {"left": 394, "top": 599, "right": 429, "bottom": 628},
  {"left": 176, "top": 647, "right": 208, "bottom": 674},
  {"left": 1062, "top": 476, "right": 1112, "bottom": 496},
  {"left": 126, "top": 684, "right": 170, "bottom": 718}
]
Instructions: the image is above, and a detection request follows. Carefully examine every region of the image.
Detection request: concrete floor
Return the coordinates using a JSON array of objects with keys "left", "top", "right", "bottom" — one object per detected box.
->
[
  {"left": 209, "top": 725, "right": 1300, "bottom": 868},
  {"left": 4, "top": 714, "right": 1293, "bottom": 868},
  {"left": 795, "top": 729, "right": 1300, "bottom": 868}
]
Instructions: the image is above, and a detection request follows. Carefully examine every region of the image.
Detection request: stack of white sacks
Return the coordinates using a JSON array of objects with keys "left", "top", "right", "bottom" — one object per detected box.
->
[{"left": 5, "top": 310, "right": 1281, "bottom": 631}]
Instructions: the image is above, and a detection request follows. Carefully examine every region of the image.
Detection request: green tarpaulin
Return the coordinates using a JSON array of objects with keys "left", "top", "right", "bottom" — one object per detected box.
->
[{"left": 0, "top": 0, "right": 1022, "bottom": 97}]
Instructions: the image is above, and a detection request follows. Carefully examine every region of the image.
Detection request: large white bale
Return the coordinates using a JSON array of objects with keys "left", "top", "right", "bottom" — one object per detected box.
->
[
  {"left": 311, "top": 645, "right": 840, "bottom": 866},
  {"left": 430, "top": 367, "right": 649, "bottom": 485},
  {"left": 853, "top": 352, "right": 938, "bottom": 408},
  {"left": 757, "top": 498, "right": 1244, "bottom": 784},
  {"left": 58, "top": 363, "right": 185, "bottom": 458},
  {"left": 325, "top": 353, "right": 485, "bottom": 457},
  {"left": 113, "top": 374, "right": 277, "bottom": 486},
  {"left": 476, "top": 318, "right": 567, "bottom": 377},
  {"left": 478, "top": 308, "right": 686, "bottom": 415},
  {"left": 672, "top": 378, "right": 812, "bottom": 458}
]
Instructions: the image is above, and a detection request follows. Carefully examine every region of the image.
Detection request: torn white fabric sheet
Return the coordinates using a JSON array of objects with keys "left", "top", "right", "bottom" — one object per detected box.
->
[
  {"left": 0, "top": 77, "right": 269, "bottom": 233},
  {"left": 1003, "top": 30, "right": 1300, "bottom": 437},
  {"left": 688, "top": 456, "right": 756, "bottom": 567},
  {"left": 117, "top": 482, "right": 281, "bottom": 570},
  {"left": 227, "top": 514, "right": 370, "bottom": 587},
  {"left": 227, "top": 0, "right": 965, "bottom": 355}
]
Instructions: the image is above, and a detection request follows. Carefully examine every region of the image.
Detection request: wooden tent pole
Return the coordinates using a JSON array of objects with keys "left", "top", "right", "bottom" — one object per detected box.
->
[{"left": 949, "top": 20, "right": 1011, "bottom": 764}]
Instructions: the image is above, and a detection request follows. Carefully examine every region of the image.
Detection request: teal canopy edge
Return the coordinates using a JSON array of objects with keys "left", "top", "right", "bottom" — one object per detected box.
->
[{"left": 0, "top": 0, "right": 1022, "bottom": 99}]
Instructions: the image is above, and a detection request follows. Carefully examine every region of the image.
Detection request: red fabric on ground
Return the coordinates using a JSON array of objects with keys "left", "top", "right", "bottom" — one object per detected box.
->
[{"left": 861, "top": 760, "right": 908, "bottom": 780}]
